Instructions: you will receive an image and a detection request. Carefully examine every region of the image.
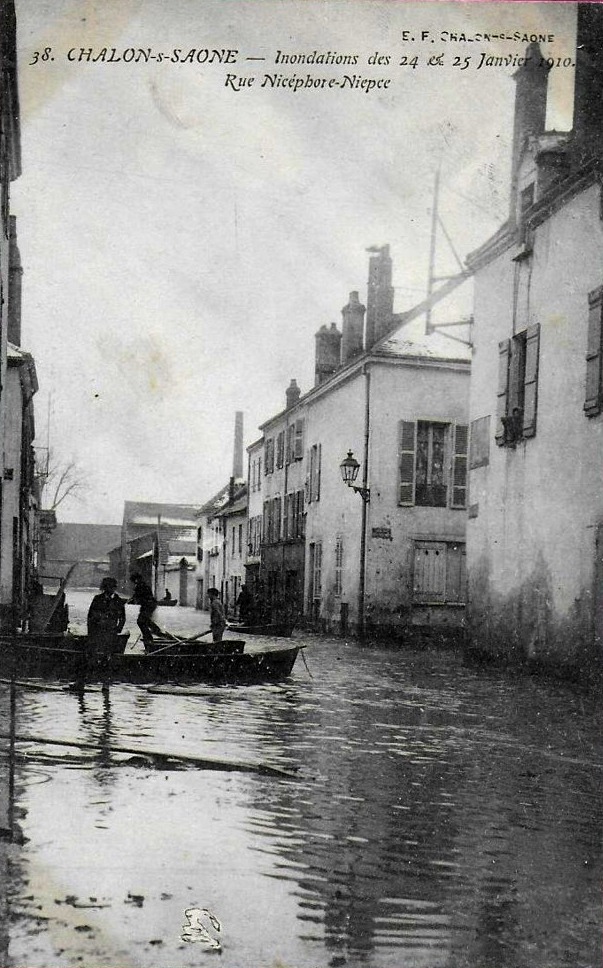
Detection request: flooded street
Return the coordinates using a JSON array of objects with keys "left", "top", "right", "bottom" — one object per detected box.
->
[{"left": 2, "top": 590, "right": 602, "bottom": 968}]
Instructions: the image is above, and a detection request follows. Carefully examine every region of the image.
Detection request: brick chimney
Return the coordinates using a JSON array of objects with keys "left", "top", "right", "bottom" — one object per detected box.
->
[
  {"left": 341, "top": 291, "right": 365, "bottom": 364},
  {"left": 8, "top": 216, "right": 22, "bottom": 346},
  {"left": 509, "top": 43, "right": 550, "bottom": 218},
  {"left": 571, "top": 4, "right": 603, "bottom": 166},
  {"left": 286, "top": 379, "right": 301, "bottom": 409},
  {"left": 232, "top": 410, "right": 244, "bottom": 479},
  {"left": 314, "top": 322, "right": 342, "bottom": 385},
  {"left": 364, "top": 245, "right": 394, "bottom": 347}
]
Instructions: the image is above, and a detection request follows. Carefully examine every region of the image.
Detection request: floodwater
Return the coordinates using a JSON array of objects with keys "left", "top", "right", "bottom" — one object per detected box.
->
[{"left": 1, "top": 590, "right": 602, "bottom": 968}]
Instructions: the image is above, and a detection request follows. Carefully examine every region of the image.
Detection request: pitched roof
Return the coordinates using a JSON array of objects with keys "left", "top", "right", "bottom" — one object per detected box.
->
[{"left": 42, "top": 523, "right": 122, "bottom": 562}]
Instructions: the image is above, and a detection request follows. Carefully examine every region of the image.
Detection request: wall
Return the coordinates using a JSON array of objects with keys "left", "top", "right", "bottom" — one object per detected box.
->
[
  {"left": 304, "top": 370, "right": 365, "bottom": 630},
  {"left": 367, "top": 361, "right": 469, "bottom": 632},
  {"left": 467, "top": 181, "right": 603, "bottom": 670},
  {"left": 0, "top": 369, "right": 21, "bottom": 621}
]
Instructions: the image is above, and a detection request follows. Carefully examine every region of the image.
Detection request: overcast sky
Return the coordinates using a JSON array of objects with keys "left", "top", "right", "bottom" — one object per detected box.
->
[{"left": 12, "top": 0, "right": 576, "bottom": 524}]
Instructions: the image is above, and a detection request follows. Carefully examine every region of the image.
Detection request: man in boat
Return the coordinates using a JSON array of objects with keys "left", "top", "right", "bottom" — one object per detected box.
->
[
  {"left": 129, "top": 572, "right": 163, "bottom": 652},
  {"left": 87, "top": 577, "right": 126, "bottom": 645},
  {"left": 207, "top": 587, "right": 226, "bottom": 643}
]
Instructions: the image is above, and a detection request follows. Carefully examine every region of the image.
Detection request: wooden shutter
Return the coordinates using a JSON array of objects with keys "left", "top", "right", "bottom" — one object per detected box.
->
[
  {"left": 522, "top": 324, "right": 540, "bottom": 438},
  {"left": 294, "top": 419, "right": 304, "bottom": 460},
  {"left": 585, "top": 287, "right": 603, "bottom": 417},
  {"left": 316, "top": 443, "right": 321, "bottom": 502},
  {"left": 398, "top": 420, "right": 416, "bottom": 506},
  {"left": 451, "top": 424, "right": 468, "bottom": 508},
  {"left": 495, "top": 339, "right": 511, "bottom": 445}
]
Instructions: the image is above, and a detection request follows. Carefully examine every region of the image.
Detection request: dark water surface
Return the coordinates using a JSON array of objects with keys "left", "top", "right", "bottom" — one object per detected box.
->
[{"left": 4, "top": 592, "right": 602, "bottom": 967}]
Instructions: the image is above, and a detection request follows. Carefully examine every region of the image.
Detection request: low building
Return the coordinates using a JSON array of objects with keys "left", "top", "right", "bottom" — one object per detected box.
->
[
  {"left": 466, "top": 8, "right": 603, "bottom": 672},
  {"left": 115, "top": 501, "right": 200, "bottom": 604},
  {"left": 39, "top": 522, "right": 121, "bottom": 589}
]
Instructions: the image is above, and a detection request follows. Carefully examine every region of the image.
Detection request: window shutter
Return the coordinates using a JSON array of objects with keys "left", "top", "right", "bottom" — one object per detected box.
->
[
  {"left": 316, "top": 443, "right": 321, "bottom": 502},
  {"left": 398, "top": 420, "right": 416, "bottom": 506},
  {"left": 451, "top": 424, "right": 468, "bottom": 508},
  {"left": 294, "top": 419, "right": 304, "bottom": 460},
  {"left": 522, "top": 324, "right": 540, "bottom": 438},
  {"left": 495, "top": 339, "right": 511, "bottom": 445},
  {"left": 585, "top": 288, "right": 603, "bottom": 417}
]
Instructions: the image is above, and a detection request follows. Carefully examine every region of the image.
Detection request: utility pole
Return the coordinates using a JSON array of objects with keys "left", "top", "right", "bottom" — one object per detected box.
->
[{"left": 425, "top": 166, "right": 440, "bottom": 335}]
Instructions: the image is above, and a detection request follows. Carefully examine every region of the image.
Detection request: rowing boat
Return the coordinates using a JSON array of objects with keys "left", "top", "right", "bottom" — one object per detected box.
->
[{"left": 0, "top": 634, "right": 299, "bottom": 684}]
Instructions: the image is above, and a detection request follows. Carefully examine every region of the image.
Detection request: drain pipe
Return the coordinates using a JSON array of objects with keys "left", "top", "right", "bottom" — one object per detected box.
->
[{"left": 358, "top": 364, "right": 371, "bottom": 638}]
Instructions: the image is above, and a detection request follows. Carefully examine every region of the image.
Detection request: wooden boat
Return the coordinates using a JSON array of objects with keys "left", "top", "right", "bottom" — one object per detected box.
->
[
  {"left": 157, "top": 598, "right": 178, "bottom": 607},
  {"left": 0, "top": 635, "right": 299, "bottom": 684}
]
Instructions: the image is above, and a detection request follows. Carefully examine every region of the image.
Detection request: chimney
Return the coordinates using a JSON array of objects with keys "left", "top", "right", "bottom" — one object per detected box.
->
[
  {"left": 286, "top": 379, "right": 301, "bottom": 409},
  {"left": 365, "top": 245, "right": 394, "bottom": 347},
  {"left": 232, "top": 411, "right": 244, "bottom": 479},
  {"left": 314, "top": 322, "right": 342, "bottom": 385},
  {"left": 8, "top": 216, "right": 22, "bottom": 346},
  {"left": 509, "top": 43, "right": 550, "bottom": 218},
  {"left": 341, "top": 291, "right": 365, "bottom": 364},
  {"left": 572, "top": 4, "right": 603, "bottom": 166}
]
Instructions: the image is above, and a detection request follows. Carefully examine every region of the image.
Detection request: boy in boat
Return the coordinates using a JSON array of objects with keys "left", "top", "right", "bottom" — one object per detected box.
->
[
  {"left": 129, "top": 573, "right": 164, "bottom": 651},
  {"left": 87, "top": 577, "right": 126, "bottom": 640},
  {"left": 207, "top": 587, "right": 226, "bottom": 643}
]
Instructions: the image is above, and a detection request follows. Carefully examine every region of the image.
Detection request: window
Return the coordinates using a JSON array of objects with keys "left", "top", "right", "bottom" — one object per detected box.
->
[
  {"left": 231, "top": 525, "right": 236, "bottom": 554},
  {"left": 413, "top": 541, "right": 466, "bottom": 604},
  {"left": 238, "top": 523, "right": 243, "bottom": 555},
  {"left": 264, "top": 438, "right": 274, "bottom": 475},
  {"left": 287, "top": 419, "right": 304, "bottom": 463},
  {"left": 308, "top": 444, "right": 321, "bottom": 503},
  {"left": 286, "top": 425, "right": 295, "bottom": 465},
  {"left": 585, "top": 286, "right": 603, "bottom": 417},
  {"left": 276, "top": 431, "right": 285, "bottom": 468},
  {"left": 334, "top": 536, "right": 344, "bottom": 596},
  {"left": 263, "top": 500, "right": 271, "bottom": 544},
  {"left": 398, "top": 420, "right": 468, "bottom": 509},
  {"left": 248, "top": 515, "right": 262, "bottom": 556},
  {"left": 416, "top": 422, "right": 447, "bottom": 507},
  {"left": 496, "top": 325, "right": 540, "bottom": 445}
]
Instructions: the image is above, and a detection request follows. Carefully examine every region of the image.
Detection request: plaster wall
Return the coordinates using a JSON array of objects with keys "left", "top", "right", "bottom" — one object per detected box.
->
[
  {"left": 304, "top": 371, "right": 365, "bottom": 629},
  {"left": 0, "top": 371, "right": 20, "bottom": 607},
  {"left": 366, "top": 362, "right": 469, "bottom": 630},
  {"left": 468, "top": 183, "right": 603, "bottom": 668}
]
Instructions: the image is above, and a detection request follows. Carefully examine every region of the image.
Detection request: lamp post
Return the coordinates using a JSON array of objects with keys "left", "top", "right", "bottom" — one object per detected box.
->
[{"left": 340, "top": 449, "right": 370, "bottom": 638}]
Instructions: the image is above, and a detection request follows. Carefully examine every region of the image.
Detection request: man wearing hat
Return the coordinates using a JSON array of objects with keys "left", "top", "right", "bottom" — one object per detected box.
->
[{"left": 87, "top": 576, "right": 126, "bottom": 640}]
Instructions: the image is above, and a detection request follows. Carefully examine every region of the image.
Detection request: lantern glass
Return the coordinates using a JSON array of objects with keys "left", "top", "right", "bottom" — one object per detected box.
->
[{"left": 340, "top": 450, "right": 360, "bottom": 485}]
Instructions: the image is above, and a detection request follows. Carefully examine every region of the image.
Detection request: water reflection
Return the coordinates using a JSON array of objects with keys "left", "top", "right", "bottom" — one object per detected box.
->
[{"left": 6, "top": 626, "right": 603, "bottom": 968}]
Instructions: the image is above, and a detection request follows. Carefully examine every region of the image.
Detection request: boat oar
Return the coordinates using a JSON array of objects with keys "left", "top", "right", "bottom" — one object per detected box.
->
[
  {"left": 0, "top": 732, "right": 298, "bottom": 778},
  {"left": 146, "top": 629, "right": 214, "bottom": 656}
]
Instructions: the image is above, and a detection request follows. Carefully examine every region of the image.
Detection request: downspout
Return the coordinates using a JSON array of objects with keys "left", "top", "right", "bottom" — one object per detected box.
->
[{"left": 358, "top": 364, "right": 370, "bottom": 638}]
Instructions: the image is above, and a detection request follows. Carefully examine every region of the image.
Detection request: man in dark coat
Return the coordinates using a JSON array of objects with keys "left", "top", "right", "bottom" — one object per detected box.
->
[
  {"left": 129, "top": 573, "right": 163, "bottom": 651},
  {"left": 208, "top": 587, "right": 227, "bottom": 643},
  {"left": 87, "top": 577, "right": 126, "bottom": 640}
]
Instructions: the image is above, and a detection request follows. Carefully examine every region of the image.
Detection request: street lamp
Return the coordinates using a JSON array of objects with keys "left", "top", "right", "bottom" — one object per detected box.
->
[{"left": 339, "top": 451, "right": 370, "bottom": 503}]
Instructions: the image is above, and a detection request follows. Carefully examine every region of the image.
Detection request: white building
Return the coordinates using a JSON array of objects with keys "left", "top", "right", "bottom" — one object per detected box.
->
[{"left": 466, "top": 9, "right": 603, "bottom": 673}]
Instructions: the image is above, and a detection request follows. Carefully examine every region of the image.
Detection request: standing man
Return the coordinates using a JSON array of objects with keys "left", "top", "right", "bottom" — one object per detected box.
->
[
  {"left": 207, "top": 588, "right": 227, "bottom": 643},
  {"left": 129, "top": 572, "right": 163, "bottom": 652},
  {"left": 87, "top": 577, "right": 126, "bottom": 642}
]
